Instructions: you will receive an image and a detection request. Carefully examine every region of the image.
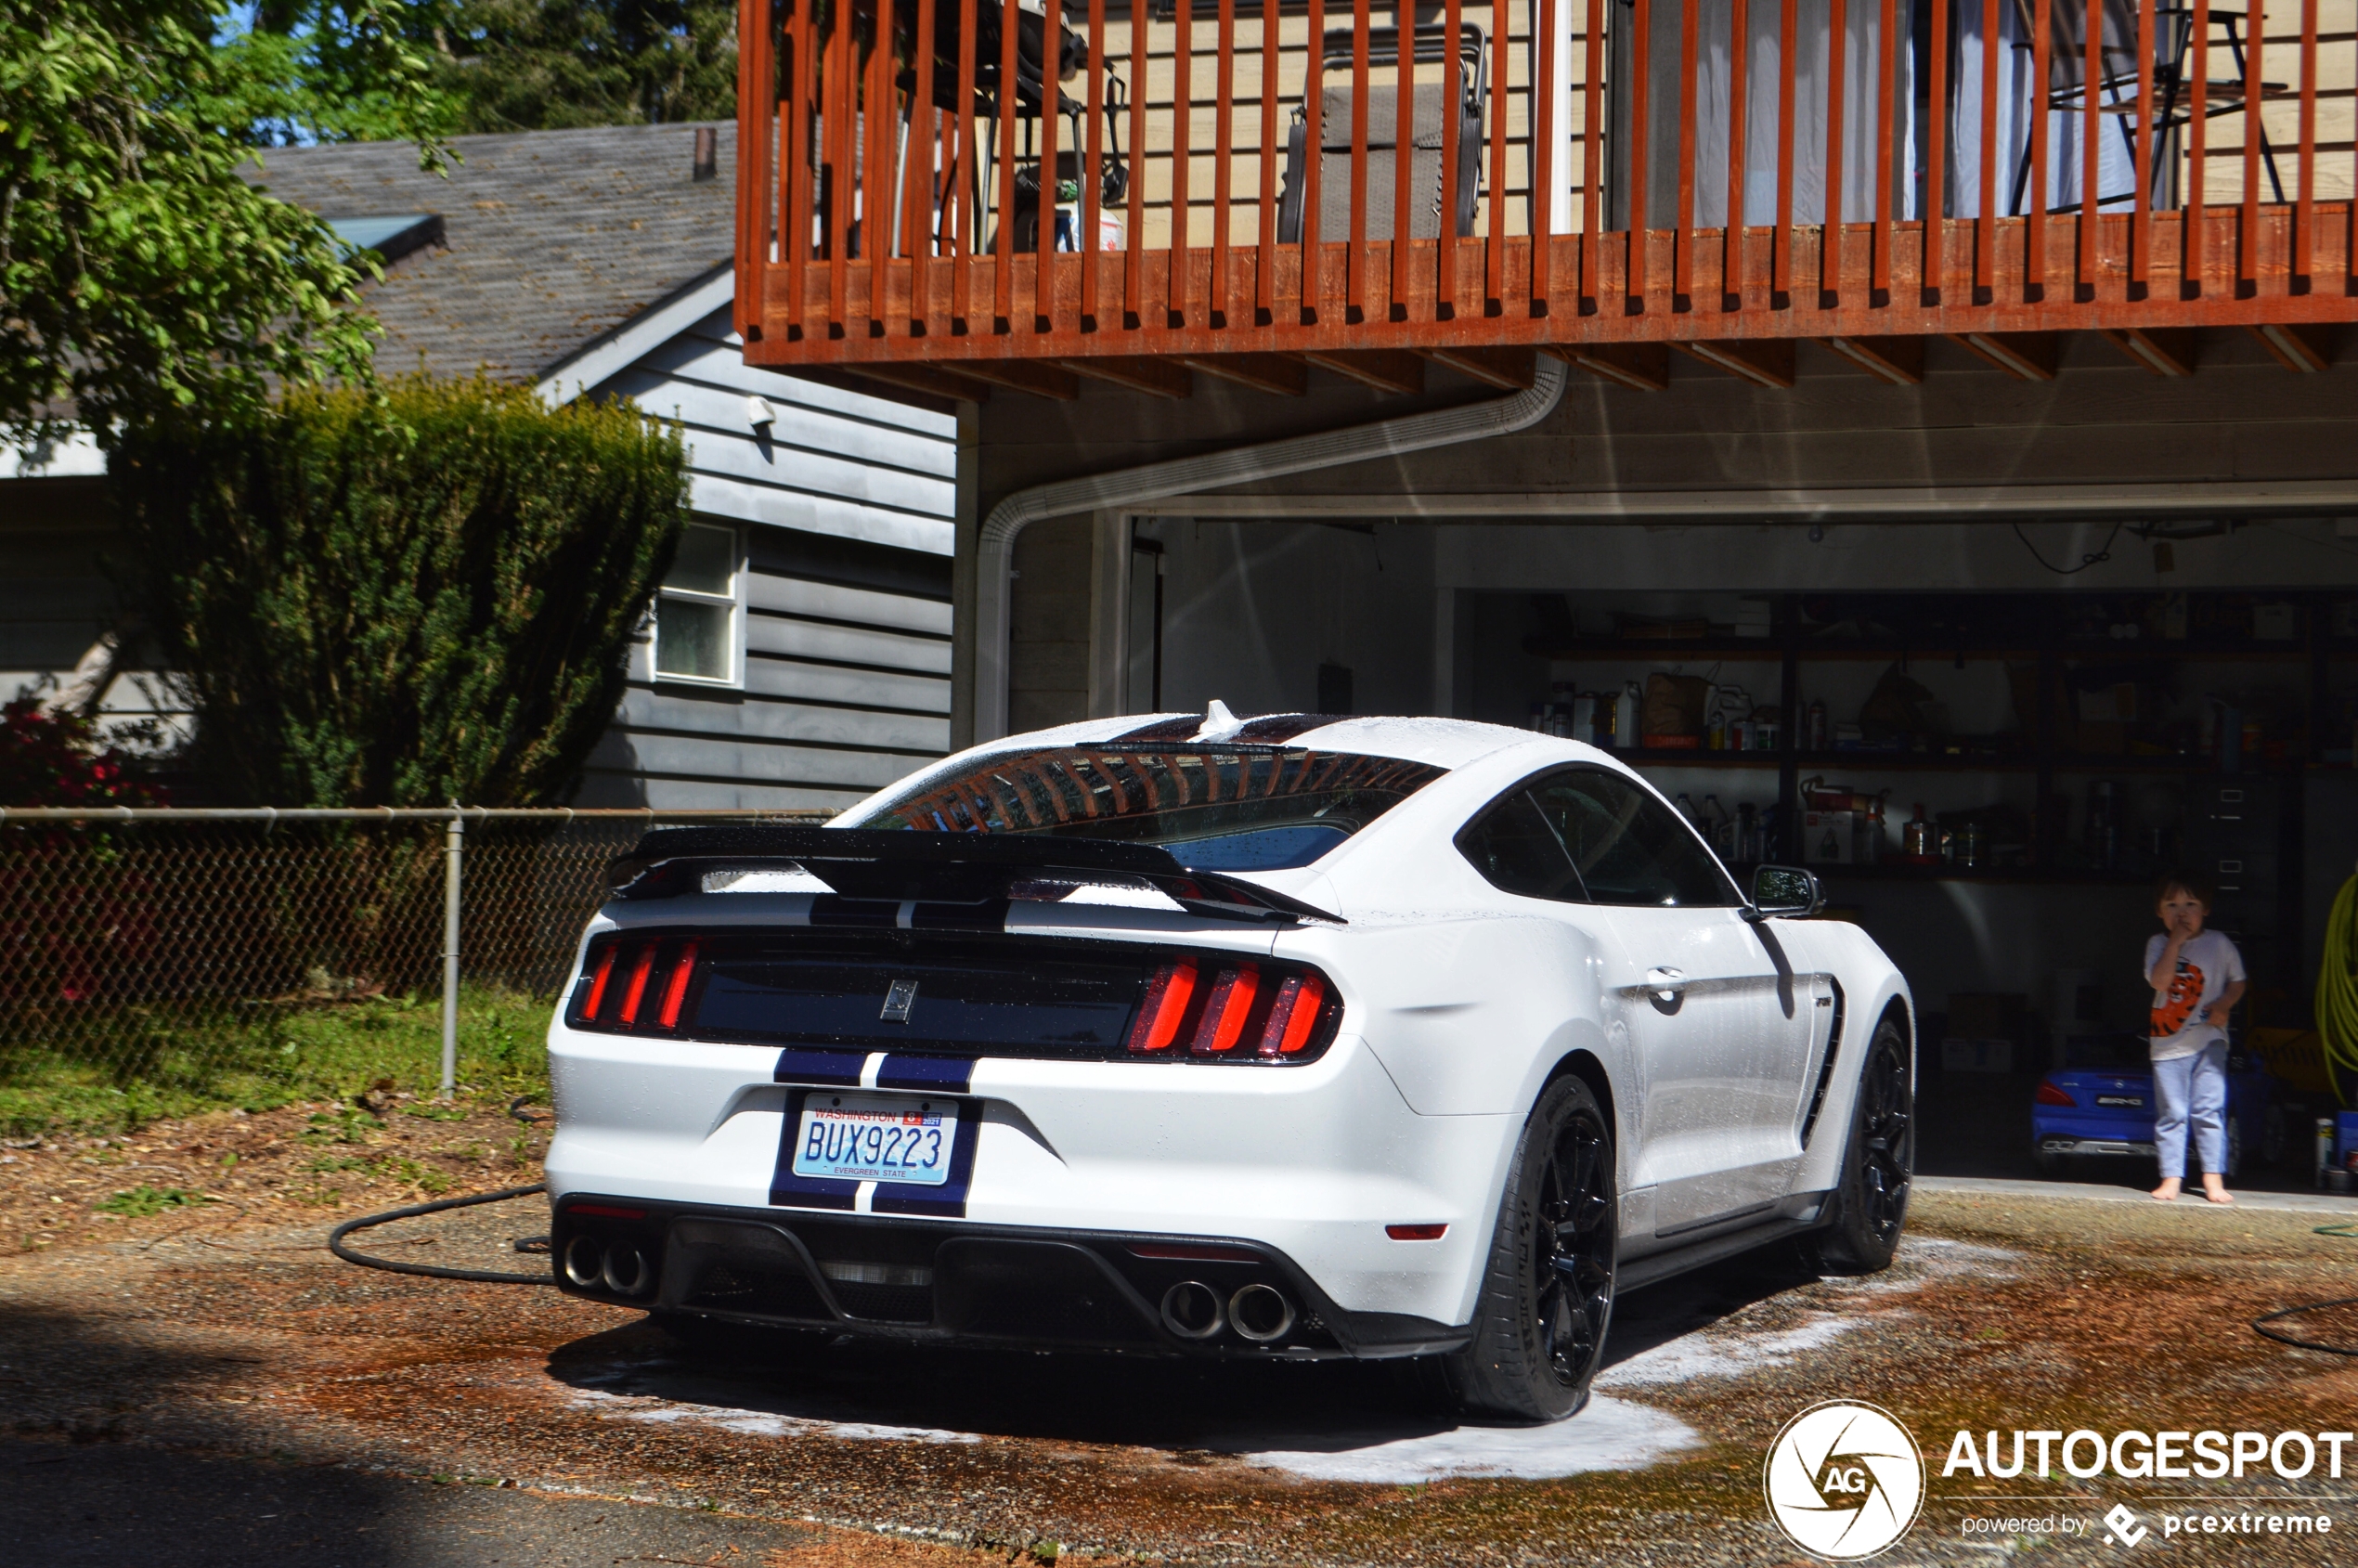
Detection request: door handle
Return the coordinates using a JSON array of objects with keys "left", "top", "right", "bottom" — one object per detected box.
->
[{"left": 1644, "top": 966, "right": 1688, "bottom": 1001}]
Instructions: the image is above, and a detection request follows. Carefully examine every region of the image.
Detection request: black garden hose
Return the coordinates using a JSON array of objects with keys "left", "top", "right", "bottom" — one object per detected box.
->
[
  {"left": 328, "top": 1182, "right": 557, "bottom": 1286},
  {"left": 2251, "top": 1223, "right": 2358, "bottom": 1356}
]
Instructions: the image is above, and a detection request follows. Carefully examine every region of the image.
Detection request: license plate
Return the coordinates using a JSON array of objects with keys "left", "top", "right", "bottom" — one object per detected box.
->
[
  {"left": 792, "top": 1094, "right": 954, "bottom": 1186},
  {"left": 2094, "top": 1095, "right": 2144, "bottom": 1108}
]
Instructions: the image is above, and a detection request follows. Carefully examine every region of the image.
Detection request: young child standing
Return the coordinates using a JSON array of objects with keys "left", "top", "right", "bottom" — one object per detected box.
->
[{"left": 2144, "top": 874, "right": 2247, "bottom": 1203}]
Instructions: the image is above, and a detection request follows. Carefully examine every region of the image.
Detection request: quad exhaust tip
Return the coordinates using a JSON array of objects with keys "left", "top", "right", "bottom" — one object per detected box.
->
[
  {"left": 563, "top": 1234, "right": 653, "bottom": 1297},
  {"left": 1226, "top": 1282, "right": 1296, "bottom": 1343},
  {"left": 1160, "top": 1280, "right": 1225, "bottom": 1340}
]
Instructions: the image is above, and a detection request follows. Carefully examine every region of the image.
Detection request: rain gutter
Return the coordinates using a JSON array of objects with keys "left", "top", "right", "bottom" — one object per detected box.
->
[{"left": 971, "top": 356, "right": 1569, "bottom": 740}]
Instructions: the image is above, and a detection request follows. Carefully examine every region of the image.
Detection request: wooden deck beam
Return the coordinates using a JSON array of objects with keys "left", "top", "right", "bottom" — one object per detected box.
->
[
  {"left": 1820, "top": 336, "right": 1925, "bottom": 385},
  {"left": 948, "top": 360, "right": 1083, "bottom": 400},
  {"left": 836, "top": 363, "right": 994, "bottom": 403},
  {"left": 1178, "top": 354, "right": 1310, "bottom": 396},
  {"left": 1060, "top": 356, "right": 1195, "bottom": 399},
  {"left": 1544, "top": 343, "right": 1671, "bottom": 392},
  {"left": 1950, "top": 331, "right": 2060, "bottom": 381},
  {"left": 1302, "top": 350, "right": 1425, "bottom": 395},
  {"left": 2249, "top": 323, "right": 2335, "bottom": 372},
  {"left": 1417, "top": 346, "right": 1539, "bottom": 390},
  {"left": 1674, "top": 340, "right": 1796, "bottom": 390},
  {"left": 2103, "top": 328, "right": 2198, "bottom": 377}
]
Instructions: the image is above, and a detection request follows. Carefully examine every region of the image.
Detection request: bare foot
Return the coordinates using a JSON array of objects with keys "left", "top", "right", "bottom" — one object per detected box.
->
[
  {"left": 2151, "top": 1178, "right": 2183, "bottom": 1201},
  {"left": 2202, "top": 1178, "right": 2235, "bottom": 1204}
]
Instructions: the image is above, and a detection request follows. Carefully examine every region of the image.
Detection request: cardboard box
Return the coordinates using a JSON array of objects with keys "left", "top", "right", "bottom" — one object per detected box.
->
[
  {"left": 1802, "top": 810, "right": 1857, "bottom": 865},
  {"left": 1942, "top": 1037, "right": 2015, "bottom": 1073}
]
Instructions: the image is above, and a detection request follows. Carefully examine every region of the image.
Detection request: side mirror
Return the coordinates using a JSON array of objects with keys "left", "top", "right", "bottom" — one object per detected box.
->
[{"left": 1746, "top": 864, "right": 1824, "bottom": 920}]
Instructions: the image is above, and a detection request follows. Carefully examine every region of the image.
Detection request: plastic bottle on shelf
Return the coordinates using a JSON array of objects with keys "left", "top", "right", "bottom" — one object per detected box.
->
[
  {"left": 1571, "top": 693, "right": 1598, "bottom": 745},
  {"left": 1615, "top": 681, "right": 1641, "bottom": 749},
  {"left": 1902, "top": 803, "right": 1935, "bottom": 860},
  {"left": 1674, "top": 793, "right": 1703, "bottom": 830},
  {"left": 1806, "top": 699, "right": 1828, "bottom": 753},
  {"left": 1736, "top": 801, "right": 1759, "bottom": 862},
  {"left": 1700, "top": 794, "right": 1731, "bottom": 857}
]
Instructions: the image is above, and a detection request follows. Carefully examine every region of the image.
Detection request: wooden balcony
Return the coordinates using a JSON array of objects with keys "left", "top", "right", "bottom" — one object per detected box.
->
[{"left": 733, "top": 0, "right": 2358, "bottom": 396}]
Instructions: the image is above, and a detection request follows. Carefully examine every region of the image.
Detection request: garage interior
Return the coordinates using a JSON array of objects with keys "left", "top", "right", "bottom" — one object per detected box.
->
[{"left": 1082, "top": 512, "right": 2358, "bottom": 1186}]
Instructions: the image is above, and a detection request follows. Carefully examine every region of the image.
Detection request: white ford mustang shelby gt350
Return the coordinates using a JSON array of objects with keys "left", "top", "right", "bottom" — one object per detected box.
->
[{"left": 546, "top": 710, "right": 1914, "bottom": 1419}]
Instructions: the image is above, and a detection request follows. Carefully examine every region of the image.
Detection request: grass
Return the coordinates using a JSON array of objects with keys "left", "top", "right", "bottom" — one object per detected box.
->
[
  {"left": 96, "top": 1185, "right": 214, "bottom": 1217},
  {"left": 0, "top": 984, "right": 554, "bottom": 1139}
]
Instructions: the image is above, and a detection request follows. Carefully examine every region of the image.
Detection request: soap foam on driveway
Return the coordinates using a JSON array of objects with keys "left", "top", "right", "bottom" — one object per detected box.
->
[
  {"left": 1233, "top": 1396, "right": 1703, "bottom": 1483},
  {"left": 554, "top": 1235, "right": 2016, "bottom": 1484}
]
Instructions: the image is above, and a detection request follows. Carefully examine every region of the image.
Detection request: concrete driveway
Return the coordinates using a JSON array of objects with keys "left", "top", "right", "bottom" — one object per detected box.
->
[{"left": 4, "top": 1183, "right": 2355, "bottom": 1565}]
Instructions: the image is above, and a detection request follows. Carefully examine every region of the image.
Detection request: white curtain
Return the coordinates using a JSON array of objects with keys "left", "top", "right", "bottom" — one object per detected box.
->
[
  {"left": 1949, "top": 0, "right": 2136, "bottom": 214},
  {"left": 1633, "top": 0, "right": 1915, "bottom": 227},
  {"left": 1597, "top": 0, "right": 2146, "bottom": 228}
]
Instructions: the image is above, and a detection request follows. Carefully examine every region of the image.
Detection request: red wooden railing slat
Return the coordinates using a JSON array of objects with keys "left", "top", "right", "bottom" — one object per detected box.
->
[{"left": 726, "top": 0, "right": 2355, "bottom": 372}]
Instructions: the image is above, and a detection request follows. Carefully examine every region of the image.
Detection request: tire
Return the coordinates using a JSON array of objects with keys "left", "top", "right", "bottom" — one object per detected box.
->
[
  {"left": 2033, "top": 1148, "right": 2069, "bottom": 1179},
  {"left": 1432, "top": 1074, "right": 1617, "bottom": 1422},
  {"left": 2223, "top": 1117, "right": 2243, "bottom": 1180},
  {"left": 1802, "top": 1013, "right": 1913, "bottom": 1276}
]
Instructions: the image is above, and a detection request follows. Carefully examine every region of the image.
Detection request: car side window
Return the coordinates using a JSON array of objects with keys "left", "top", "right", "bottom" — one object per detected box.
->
[
  {"left": 1526, "top": 770, "right": 1739, "bottom": 907},
  {"left": 1457, "top": 789, "right": 1590, "bottom": 902}
]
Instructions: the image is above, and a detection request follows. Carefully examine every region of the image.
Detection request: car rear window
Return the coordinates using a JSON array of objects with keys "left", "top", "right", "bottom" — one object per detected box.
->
[{"left": 846, "top": 745, "right": 1446, "bottom": 870}]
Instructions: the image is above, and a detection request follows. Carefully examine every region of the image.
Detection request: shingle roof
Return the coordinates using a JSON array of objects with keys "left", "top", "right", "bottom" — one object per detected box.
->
[{"left": 246, "top": 122, "right": 736, "bottom": 385}]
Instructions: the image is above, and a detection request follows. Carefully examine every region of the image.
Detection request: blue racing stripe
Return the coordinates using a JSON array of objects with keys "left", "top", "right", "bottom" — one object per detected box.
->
[
  {"left": 769, "top": 1086, "right": 860, "bottom": 1211},
  {"left": 772, "top": 1047, "right": 867, "bottom": 1086},
  {"left": 875, "top": 1054, "right": 975, "bottom": 1093},
  {"left": 872, "top": 1097, "right": 981, "bottom": 1218}
]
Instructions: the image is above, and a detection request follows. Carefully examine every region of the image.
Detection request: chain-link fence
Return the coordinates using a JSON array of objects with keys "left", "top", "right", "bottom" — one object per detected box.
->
[{"left": 0, "top": 808, "right": 822, "bottom": 1095}]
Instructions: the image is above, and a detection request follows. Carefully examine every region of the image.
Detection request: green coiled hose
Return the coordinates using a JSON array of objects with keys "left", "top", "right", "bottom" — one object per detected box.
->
[{"left": 2318, "top": 872, "right": 2358, "bottom": 1108}]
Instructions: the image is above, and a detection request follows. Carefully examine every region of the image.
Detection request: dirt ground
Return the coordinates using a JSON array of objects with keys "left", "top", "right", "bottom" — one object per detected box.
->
[
  {"left": 0, "top": 1091, "right": 551, "bottom": 1254},
  {"left": 5, "top": 1105, "right": 2358, "bottom": 1566}
]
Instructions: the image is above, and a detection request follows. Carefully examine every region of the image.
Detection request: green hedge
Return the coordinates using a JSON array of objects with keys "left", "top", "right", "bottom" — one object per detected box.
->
[{"left": 110, "top": 374, "right": 689, "bottom": 806}]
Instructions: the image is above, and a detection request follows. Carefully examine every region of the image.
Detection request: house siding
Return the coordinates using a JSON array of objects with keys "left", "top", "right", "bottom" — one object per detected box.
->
[{"left": 576, "top": 307, "right": 956, "bottom": 811}]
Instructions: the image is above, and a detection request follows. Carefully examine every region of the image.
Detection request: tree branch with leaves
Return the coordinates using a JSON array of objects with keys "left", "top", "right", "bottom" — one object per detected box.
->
[{"left": 0, "top": 1, "right": 448, "bottom": 450}]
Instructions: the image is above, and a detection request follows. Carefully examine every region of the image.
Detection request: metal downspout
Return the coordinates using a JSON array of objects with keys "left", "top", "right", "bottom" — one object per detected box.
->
[{"left": 970, "top": 356, "right": 1569, "bottom": 740}]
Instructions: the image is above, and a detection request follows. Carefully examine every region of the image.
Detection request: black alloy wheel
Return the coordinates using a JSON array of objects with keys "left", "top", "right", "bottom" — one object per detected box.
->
[
  {"left": 1535, "top": 1104, "right": 1616, "bottom": 1387},
  {"left": 1436, "top": 1075, "right": 1618, "bottom": 1421},
  {"left": 1804, "top": 1013, "right": 1913, "bottom": 1275}
]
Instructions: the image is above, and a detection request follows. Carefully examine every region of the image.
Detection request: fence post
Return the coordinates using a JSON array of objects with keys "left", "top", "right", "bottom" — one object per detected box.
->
[{"left": 441, "top": 804, "right": 463, "bottom": 1098}]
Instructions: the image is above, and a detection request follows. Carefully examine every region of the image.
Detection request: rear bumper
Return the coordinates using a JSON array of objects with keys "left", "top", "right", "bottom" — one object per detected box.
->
[
  {"left": 2039, "top": 1135, "right": 2159, "bottom": 1159},
  {"left": 545, "top": 1024, "right": 1513, "bottom": 1328},
  {"left": 551, "top": 1196, "right": 1468, "bottom": 1360}
]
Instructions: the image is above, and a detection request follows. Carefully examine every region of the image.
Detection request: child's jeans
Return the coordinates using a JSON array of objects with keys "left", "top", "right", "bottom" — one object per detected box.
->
[{"left": 2154, "top": 1041, "right": 2229, "bottom": 1178}]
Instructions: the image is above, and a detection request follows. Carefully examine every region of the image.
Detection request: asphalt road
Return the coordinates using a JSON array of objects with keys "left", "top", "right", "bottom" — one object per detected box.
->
[{"left": 5, "top": 1185, "right": 2357, "bottom": 1566}]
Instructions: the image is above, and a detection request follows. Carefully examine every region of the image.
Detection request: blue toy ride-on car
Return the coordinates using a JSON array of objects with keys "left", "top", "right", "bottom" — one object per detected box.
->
[{"left": 2031, "top": 1031, "right": 2288, "bottom": 1180}]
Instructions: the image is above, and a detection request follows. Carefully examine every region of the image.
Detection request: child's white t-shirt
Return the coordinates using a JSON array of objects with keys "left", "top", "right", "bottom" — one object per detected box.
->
[{"left": 2144, "top": 928, "right": 2247, "bottom": 1061}]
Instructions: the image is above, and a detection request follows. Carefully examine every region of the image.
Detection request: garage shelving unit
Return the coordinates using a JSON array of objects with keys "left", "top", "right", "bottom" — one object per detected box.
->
[{"left": 1522, "top": 593, "right": 2357, "bottom": 1007}]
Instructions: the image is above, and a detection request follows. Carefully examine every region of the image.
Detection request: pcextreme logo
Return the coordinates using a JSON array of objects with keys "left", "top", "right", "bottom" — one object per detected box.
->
[{"left": 1763, "top": 1400, "right": 1928, "bottom": 1560}]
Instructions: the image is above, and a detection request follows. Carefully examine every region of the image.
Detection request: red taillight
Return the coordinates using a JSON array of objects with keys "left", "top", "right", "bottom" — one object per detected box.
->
[
  {"left": 581, "top": 946, "right": 618, "bottom": 1019},
  {"left": 656, "top": 940, "right": 700, "bottom": 1029},
  {"left": 2035, "top": 1080, "right": 2076, "bottom": 1107},
  {"left": 1258, "top": 972, "right": 1329, "bottom": 1056},
  {"left": 1126, "top": 959, "right": 1200, "bottom": 1052},
  {"left": 616, "top": 943, "right": 657, "bottom": 1026},
  {"left": 1192, "top": 963, "right": 1263, "bottom": 1055},
  {"left": 1386, "top": 1224, "right": 1447, "bottom": 1241}
]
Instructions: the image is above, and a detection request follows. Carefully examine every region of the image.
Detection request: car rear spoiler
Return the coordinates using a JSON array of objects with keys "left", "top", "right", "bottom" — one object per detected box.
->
[{"left": 604, "top": 825, "right": 1344, "bottom": 925}]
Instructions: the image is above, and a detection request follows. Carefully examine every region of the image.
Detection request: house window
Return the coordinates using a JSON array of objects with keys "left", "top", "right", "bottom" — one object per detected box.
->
[{"left": 654, "top": 522, "right": 742, "bottom": 685}]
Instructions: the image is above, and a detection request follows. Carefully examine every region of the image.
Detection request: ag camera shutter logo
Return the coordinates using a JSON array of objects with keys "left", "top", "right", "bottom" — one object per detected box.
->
[{"left": 1763, "top": 1400, "right": 1927, "bottom": 1560}]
